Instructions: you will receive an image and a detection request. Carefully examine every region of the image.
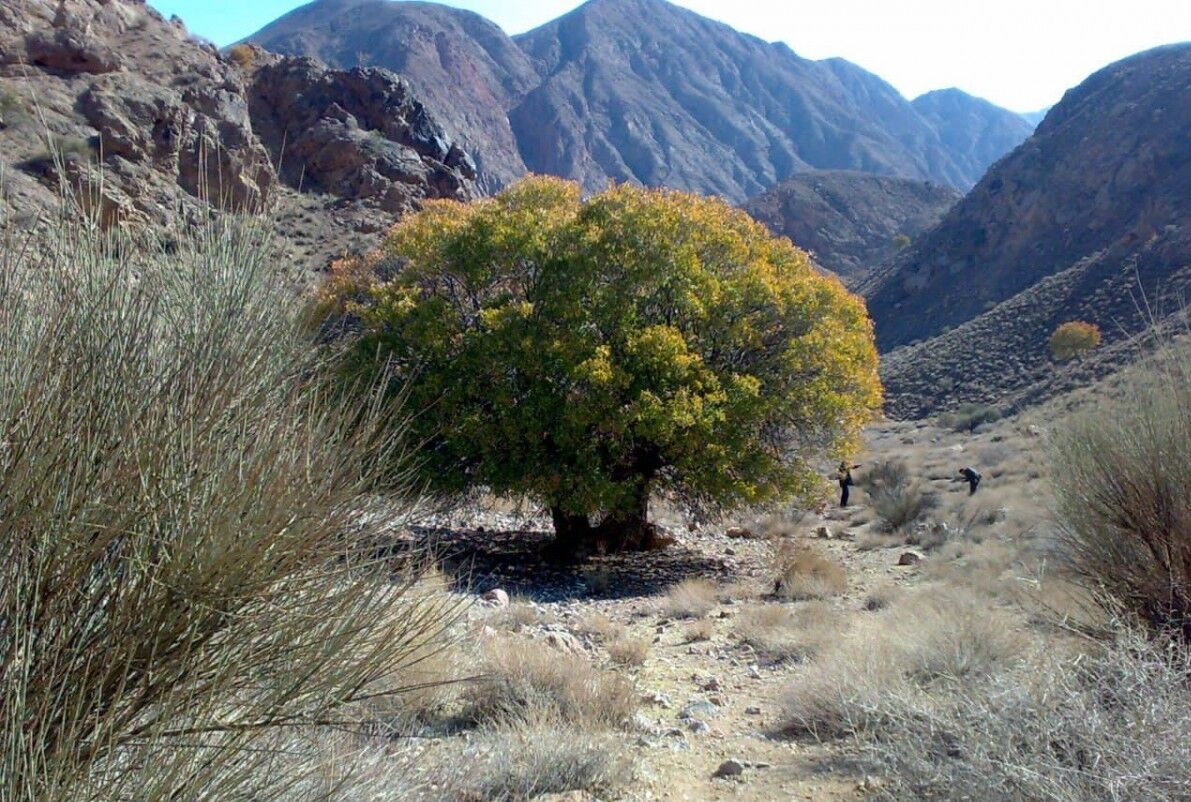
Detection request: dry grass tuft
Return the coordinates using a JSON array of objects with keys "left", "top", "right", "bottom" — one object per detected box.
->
[
  {"left": 861, "top": 632, "right": 1191, "bottom": 802},
  {"left": 736, "top": 601, "right": 843, "bottom": 664},
  {"left": 772, "top": 542, "right": 847, "bottom": 600},
  {"left": 780, "top": 585, "right": 1028, "bottom": 740},
  {"left": 662, "top": 578, "right": 719, "bottom": 619},
  {"left": 464, "top": 634, "right": 637, "bottom": 729},
  {"left": 437, "top": 711, "right": 632, "bottom": 802},
  {"left": 574, "top": 611, "right": 619, "bottom": 642},
  {"left": 684, "top": 618, "right": 716, "bottom": 643},
  {"left": 607, "top": 634, "right": 651, "bottom": 667}
]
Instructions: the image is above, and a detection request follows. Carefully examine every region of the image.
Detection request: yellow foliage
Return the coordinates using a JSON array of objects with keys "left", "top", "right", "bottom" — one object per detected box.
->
[
  {"left": 1049, "top": 320, "right": 1101, "bottom": 361},
  {"left": 322, "top": 176, "right": 883, "bottom": 525}
]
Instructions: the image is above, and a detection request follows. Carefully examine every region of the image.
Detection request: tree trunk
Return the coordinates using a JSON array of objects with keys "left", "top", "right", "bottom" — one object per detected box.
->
[
  {"left": 546, "top": 506, "right": 594, "bottom": 563},
  {"left": 594, "top": 481, "right": 655, "bottom": 553}
]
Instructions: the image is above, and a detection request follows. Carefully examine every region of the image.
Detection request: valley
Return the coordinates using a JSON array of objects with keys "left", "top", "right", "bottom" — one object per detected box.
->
[{"left": 1, "top": 1, "right": 1189, "bottom": 801}]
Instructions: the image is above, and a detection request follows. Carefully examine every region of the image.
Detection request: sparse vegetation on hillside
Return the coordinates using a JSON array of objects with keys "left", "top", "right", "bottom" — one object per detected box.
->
[
  {"left": 939, "top": 402, "right": 1002, "bottom": 432},
  {"left": 324, "top": 176, "right": 882, "bottom": 556}
]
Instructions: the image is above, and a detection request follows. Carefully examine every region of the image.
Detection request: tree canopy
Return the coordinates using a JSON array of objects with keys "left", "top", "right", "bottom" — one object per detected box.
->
[{"left": 322, "top": 176, "right": 882, "bottom": 554}]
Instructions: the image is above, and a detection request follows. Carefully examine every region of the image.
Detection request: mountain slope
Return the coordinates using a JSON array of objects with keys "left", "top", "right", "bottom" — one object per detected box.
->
[
  {"left": 864, "top": 43, "right": 1191, "bottom": 417},
  {"left": 245, "top": 0, "right": 536, "bottom": 193},
  {"left": 247, "top": 0, "right": 1032, "bottom": 199},
  {"left": 741, "top": 171, "right": 960, "bottom": 285},
  {"left": 911, "top": 89, "right": 1036, "bottom": 186}
]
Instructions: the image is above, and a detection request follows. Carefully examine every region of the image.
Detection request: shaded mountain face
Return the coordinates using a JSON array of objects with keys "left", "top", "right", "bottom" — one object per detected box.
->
[
  {"left": 911, "top": 89, "right": 1035, "bottom": 187},
  {"left": 247, "top": 0, "right": 1033, "bottom": 199},
  {"left": 741, "top": 171, "right": 960, "bottom": 285},
  {"left": 246, "top": 0, "right": 537, "bottom": 193},
  {"left": 863, "top": 44, "right": 1191, "bottom": 418},
  {"left": 0, "top": 0, "right": 475, "bottom": 270}
]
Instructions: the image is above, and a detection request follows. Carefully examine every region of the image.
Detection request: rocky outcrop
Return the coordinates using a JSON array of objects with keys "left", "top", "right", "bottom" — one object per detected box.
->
[
  {"left": 742, "top": 171, "right": 960, "bottom": 285},
  {"left": 0, "top": 0, "right": 475, "bottom": 269},
  {"left": 863, "top": 44, "right": 1191, "bottom": 417},
  {"left": 245, "top": 0, "right": 1034, "bottom": 200},
  {"left": 245, "top": 0, "right": 536, "bottom": 194},
  {"left": 246, "top": 53, "right": 475, "bottom": 214}
]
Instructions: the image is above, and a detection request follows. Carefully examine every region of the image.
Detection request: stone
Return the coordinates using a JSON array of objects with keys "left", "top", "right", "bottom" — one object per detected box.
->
[
  {"left": 679, "top": 699, "right": 720, "bottom": 720},
  {"left": 541, "top": 630, "right": 584, "bottom": 654},
  {"left": 816, "top": 525, "right": 833, "bottom": 539},
  {"left": 747, "top": 664, "right": 762, "bottom": 679},
  {"left": 688, "top": 719, "right": 711, "bottom": 735},
  {"left": 724, "top": 546, "right": 736, "bottom": 555},
  {"left": 898, "top": 551, "right": 922, "bottom": 566},
  {"left": 725, "top": 526, "right": 755, "bottom": 539},
  {"left": 480, "top": 588, "right": 509, "bottom": 607},
  {"left": 745, "top": 705, "right": 762, "bottom": 715},
  {"left": 712, "top": 759, "right": 746, "bottom": 778}
]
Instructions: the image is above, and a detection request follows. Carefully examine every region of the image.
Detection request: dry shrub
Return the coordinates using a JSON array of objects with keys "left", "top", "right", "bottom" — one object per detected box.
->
[
  {"left": 1051, "top": 347, "right": 1191, "bottom": 641},
  {"left": 0, "top": 213, "right": 459, "bottom": 800},
  {"left": 859, "top": 458, "right": 937, "bottom": 532},
  {"left": 773, "top": 542, "right": 847, "bottom": 600},
  {"left": 226, "top": 43, "right": 258, "bottom": 69},
  {"left": 662, "top": 578, "right": 719, "bottom": 618},
  {"left": 607, "top": 634, "right": 651, "bottom": 667},
  {"left": 780, "top": 586, "right": 1028, "bottom": 740},
  {"left": 737, "top": 601, "right": 843, "bottom": 664},
  {"left": 485, "top": 597, "right": 551, "bottom": 632},
  {"left": 684, "top": 618, "right": 715, "bottom": 642},
  {"left": 862, "top": 632, "right": 1191, "bottom": 802},
  {"left": 574, "top": 611, "right": 618, "bottom": 642},
  {"left": 464, "top": 635, "right": 637, "bottom": 729},
  {"left": 436, "top": 710, "right": 632, "bottom": 802}
]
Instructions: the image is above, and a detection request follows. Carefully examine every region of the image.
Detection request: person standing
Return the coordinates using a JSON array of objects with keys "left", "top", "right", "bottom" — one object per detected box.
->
[{"left": 837, "top": 461, "right": 861, "bottom": 507}]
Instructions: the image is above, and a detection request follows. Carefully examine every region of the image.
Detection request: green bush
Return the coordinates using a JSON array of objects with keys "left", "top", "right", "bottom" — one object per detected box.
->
[
  {"left": 940, "top": 403, "right": 1002, "bottom": 432},
  {"left": 0, "top": 209, "right": 456, "bottom": 801},
  {"left": 322, "top": 176, "right": 883, "bottom": 555}
]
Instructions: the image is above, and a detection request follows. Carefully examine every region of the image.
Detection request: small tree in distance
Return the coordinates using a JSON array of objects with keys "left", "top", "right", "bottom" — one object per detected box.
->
[
  {"left": 324, "top": 176, "right": 883, "bottom": 557},
  {"left": 1049, "top": 320, "right": 1101, "bottom": 361}
]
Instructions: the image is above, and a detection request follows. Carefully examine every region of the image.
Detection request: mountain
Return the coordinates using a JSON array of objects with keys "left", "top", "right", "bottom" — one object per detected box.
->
[
  {"left": 863, "top": 43, "right": 1191, "bottom": 417},
  {"left": 741, "top": 171, "right": 960, "bottom": 285},
  {"left": 245, "top": 0, "right": 537, "bottom": 193},
  {"left": 1020, "top": 107, "right": 1051, "bottom": 126},
  {"left": 911, "top": 89, "right": 1036, "bottom": 185},
  {"left": 246, "top": 0, "right": 1034, "bottom": 199},
  {"left": 0, "top": 0, "right": 475, "bottom": 270}
]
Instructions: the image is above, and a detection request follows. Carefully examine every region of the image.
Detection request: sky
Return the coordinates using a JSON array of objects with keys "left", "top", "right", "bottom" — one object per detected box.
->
[{"left": 147, "top": 0, "right": 1191, "bottom": 112}]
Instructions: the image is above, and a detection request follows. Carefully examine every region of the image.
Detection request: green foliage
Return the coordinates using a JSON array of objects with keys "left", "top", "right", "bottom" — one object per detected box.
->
[
  {"left": 324, "top": 176, "right": 882, "bottom": 535},
  {"left": 1049, "top": 320, "right": 1101, "bottom": 361},
  {"left": 939, "top": 403, "right": 1002, "bottom": 433}
]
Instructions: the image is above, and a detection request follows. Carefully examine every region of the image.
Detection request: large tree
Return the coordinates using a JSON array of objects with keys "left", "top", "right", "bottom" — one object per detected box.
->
[{"left": 323, "top": 176, "right": 882, "bottom": 555}]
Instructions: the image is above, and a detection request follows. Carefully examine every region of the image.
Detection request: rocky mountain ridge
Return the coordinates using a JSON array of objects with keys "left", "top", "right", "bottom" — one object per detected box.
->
[
  {"left": 247, "top": 0, "right": 1035, "bottom": 199},
  {"left": 0, "top": 0, "right": 476, "bottom": 269}
]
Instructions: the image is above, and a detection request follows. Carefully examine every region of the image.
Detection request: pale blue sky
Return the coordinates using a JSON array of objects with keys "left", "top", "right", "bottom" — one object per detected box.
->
[{"left": 147, "top": 0, "right": 1191, "bottom": 112}]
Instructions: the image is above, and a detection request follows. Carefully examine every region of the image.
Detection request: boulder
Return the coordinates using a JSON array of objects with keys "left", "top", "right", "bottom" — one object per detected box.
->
[
  {"left": 712, "top": 758, "right": 746, "bottom": 778},
  {"left": 898, "top": 551, "right": 922, "bottom": 566}
]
